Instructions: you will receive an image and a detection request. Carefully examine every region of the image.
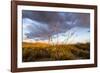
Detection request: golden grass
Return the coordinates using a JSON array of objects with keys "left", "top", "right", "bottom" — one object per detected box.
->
[{"left": 22, "top": 42, "right": 90, "bottom": 62}]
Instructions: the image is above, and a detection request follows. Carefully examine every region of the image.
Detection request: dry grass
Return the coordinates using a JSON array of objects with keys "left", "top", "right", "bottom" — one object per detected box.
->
[{"left": 22, "top": 42, "right": 90, "bottom": 62}]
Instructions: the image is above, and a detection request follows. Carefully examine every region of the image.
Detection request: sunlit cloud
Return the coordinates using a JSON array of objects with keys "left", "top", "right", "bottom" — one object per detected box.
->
[{"left": 22, "top": 10, "right": 90, "bottom": 44}]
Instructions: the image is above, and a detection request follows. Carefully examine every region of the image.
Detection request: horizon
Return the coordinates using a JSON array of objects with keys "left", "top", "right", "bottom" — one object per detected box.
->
[{"left": 22, "top": 10, "right": 90, "bottom": 44}]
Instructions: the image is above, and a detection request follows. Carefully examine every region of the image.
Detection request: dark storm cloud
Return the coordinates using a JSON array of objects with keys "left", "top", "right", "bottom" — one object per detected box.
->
[
  {"left": 22, "top": 10, "right": 64, "bottom": 23},
  {"left": 22, "top": 10, "right": 90, "bottom": 39}
]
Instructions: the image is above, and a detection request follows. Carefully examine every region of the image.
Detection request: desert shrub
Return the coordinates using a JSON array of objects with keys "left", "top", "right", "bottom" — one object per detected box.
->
[
  {"left": 50, "top": 46, "right": 77, "bottom": 60},
  {"left": 78, "top": 50, "right": 90, "bottom": 59},
  {"left": 33, "top": 48, "right": 51, "bottom": 60},
  {"left": 22, "top": 47, "right": 52, "bottom": 62},
  {"left": 22, "top": 43, "right": 90, "bottom": 62},
  {"left": 75, "top": 43, "right": 90, "bottom": 51},
  {"left": 66, "top": 45, "right": 90, "bottom": 59},
  {"left": 22, "top": 48, "right": 34, "bottom": 62}
]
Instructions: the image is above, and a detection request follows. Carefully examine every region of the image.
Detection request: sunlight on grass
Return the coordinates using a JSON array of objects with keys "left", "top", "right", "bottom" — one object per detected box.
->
[{"left": 22, "top": 42, "right": 90, "bottom": 62}]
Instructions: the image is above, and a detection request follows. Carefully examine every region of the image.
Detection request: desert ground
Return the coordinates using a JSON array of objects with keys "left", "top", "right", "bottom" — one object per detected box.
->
[{"left": 22, "top": 42, "right": 90, "bottom": 62}]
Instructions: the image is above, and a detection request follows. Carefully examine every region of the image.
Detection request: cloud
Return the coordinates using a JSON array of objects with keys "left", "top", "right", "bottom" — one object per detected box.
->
[
  {"left": 51, "top": 27, "right": 90, "bottom": 44},
  {"left": 22, "top": 10, "right": 90, "bottom": 40},
  {"left": 23, "top": 18, "right": 49, "bottom": 39}
]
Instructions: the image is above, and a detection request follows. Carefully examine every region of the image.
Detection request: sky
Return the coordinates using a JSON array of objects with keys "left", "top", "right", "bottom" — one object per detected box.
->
[{"left": 22, "top": 10, "right": 90, "bottom": 44}]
